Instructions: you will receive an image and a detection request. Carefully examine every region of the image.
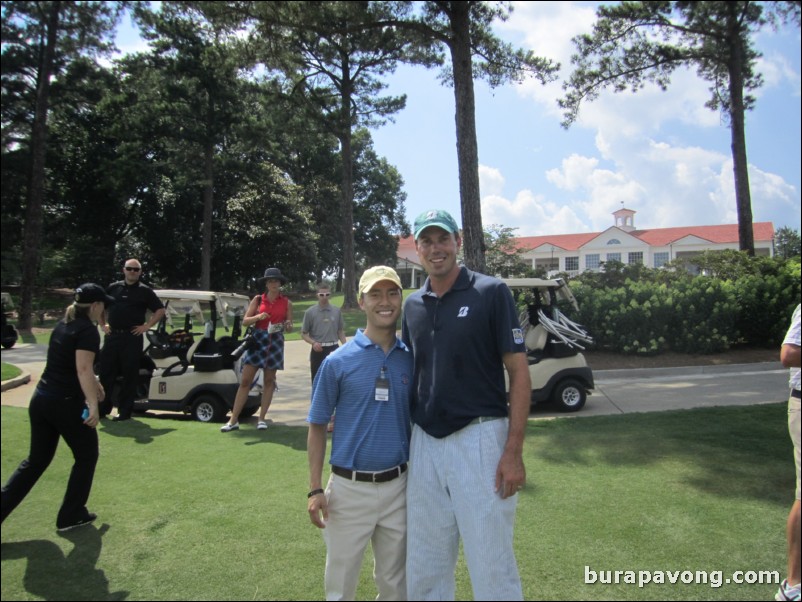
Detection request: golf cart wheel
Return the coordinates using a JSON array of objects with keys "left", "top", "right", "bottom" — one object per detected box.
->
[
  {"left": 191, "top": 395, "right": 227, "bottom": 423},
  {"left": 1, "top": 339, "right": 15, "bottom": 349},
  {"left": 552, "top": 379, "right": 586, "bottom": 412}
]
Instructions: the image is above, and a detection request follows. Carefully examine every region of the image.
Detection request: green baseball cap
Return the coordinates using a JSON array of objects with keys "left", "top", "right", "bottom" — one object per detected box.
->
[{"left": 413, "top": 209, "right": 460, "bottom": 240}]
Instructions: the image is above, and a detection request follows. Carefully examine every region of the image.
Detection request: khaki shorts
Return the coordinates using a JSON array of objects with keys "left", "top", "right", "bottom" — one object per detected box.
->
[{"left": 790, "top": 397, "right": 801, "bottom": 500}]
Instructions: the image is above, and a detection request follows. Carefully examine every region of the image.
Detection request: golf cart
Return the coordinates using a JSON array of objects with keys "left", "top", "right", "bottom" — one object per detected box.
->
[
  {"left": 123, "top": 290, "right": 261, "bottom": 422},
  {"left": 1, "top": 292, "right": 19, "bottom": 349},
  {"left": 504, "top": 278, "right": 594, "bottom": 412}
]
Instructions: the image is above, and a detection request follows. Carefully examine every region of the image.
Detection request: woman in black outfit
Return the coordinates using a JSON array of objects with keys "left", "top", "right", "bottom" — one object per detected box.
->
[{"left": 1, "top": 283, "right": 114, "bottom": 532}]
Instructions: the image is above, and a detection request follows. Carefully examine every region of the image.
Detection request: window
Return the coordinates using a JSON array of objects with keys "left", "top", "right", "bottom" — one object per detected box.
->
[
  {"left": 607, "top": 239, "right": 621, "bottom": 245},
  {"left": 628, "top": 252, "right": 644, "bottom": 265},
  {"left": 565, "top": 256, "right": 579, "bottom": 271},
  {"left": 606, "top": 252, "right": 621, "bottom": 263},
  {"left": 654, "top": 252, "right": 669, "bottom": 268},
  {"left": 585, "top": 254, "right": 600, "bottom": 270}
]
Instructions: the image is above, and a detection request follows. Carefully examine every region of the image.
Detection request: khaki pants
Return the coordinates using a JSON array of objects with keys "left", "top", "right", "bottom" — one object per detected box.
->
[
  {"left": 790, "top": 396, "right": 801, "bottom": 500},
  {"left": 322, "top": 471, "right": 407, "bottom": 601}
]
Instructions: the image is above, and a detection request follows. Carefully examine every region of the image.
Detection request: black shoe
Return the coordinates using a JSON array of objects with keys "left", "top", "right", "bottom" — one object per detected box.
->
[{"left": 57, "top": 513, "right": 97, "bottom": 532}]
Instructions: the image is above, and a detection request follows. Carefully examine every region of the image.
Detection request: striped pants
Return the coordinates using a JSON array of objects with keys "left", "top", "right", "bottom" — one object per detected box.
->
[{"left": 406, "top": 419, "right": 522, "bottom": 601}]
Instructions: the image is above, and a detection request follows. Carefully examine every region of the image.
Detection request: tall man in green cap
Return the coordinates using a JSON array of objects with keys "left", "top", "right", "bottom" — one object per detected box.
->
[{"left": 402, "top": 209, "right": 531, "bottom": 600}]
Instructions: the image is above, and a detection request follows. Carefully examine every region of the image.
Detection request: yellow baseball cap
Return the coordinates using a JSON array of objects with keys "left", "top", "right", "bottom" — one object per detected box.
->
[{"left": 359, "top": 266, "right": 402, "bottom": 295}]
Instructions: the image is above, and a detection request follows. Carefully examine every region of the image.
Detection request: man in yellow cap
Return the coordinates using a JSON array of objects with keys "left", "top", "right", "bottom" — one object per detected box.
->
[{"left": 306, "top": 266, "right": 412, "bottom": 601}]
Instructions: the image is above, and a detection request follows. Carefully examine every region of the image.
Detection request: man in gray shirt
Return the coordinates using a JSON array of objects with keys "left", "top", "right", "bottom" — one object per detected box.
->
[{"left": 302, "top": 283, "right": 347, "bottom": 383}]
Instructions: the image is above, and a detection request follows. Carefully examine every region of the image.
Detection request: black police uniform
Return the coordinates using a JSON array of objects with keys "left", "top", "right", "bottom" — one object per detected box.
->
[{"left": 98, "top": 280, "right": 164, "bottom": 419}]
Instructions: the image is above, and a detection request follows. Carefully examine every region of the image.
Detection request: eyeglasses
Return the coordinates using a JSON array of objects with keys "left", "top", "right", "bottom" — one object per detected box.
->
[
  {"left": 318, "top": 293, "right": 331, "bottom": 297},
  {"left": 125, "top": 267, "right": 141, "bottom": 272}
]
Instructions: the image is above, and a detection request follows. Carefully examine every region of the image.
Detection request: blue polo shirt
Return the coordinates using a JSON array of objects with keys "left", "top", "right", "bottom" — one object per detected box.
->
[
  {"left": 307, "top": 329, "right": 412, "bottom": 471},
  {"left": 401, "top": 266, "right": 526, "bottom": 438}
]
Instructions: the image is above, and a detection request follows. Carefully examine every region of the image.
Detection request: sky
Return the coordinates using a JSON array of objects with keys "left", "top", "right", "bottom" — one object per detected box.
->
[{"left": 114, "top": 1, "right": 802, "bottom": 237}]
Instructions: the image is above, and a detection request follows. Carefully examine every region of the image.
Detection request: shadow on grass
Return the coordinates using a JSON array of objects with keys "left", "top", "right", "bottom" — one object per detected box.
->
[
  {"left": 1, "top": 523, "right": 128, "bottom": 601},
  {"left": 18, "top": 331, "right": 37, "bottom": 345},
  {"left": 528, "top": 403, "right": 793, "bottom": 505},
  {"left": 237, "top": 424, "right": 309, "bottom": 450},
  {"left": 99, "top": 418, "right": 176, "bottom": 445}
]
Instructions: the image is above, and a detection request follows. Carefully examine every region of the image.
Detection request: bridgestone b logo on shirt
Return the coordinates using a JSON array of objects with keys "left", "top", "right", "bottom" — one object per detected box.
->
[
  {"left": 457, "top": 307, "right": 469, "bottom": 317},
  {"left": 513, "top": 328, "right": 524, "bottom": 344}
]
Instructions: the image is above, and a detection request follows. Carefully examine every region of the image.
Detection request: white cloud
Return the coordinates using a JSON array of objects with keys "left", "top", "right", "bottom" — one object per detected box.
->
[
  {"left": 494, "top": 4, "right": 799, "bottom": 233},
  {"left": 481, "top": 189, "right": 590, "bottom": 236},
  {"left": 478, "top": 165, "right": 506, "bottom": 197}
]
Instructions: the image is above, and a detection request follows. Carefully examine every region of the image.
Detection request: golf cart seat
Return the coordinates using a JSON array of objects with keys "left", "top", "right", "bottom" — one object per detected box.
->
[
  {"left": 524, "top": 324, "right": 548, "bottom": 364},
  {"left": 146, "top": 329, "right": 173, "bottom": 359},
  {"left": 525, "top": 324, "right": 548, "bottom": 351},
  {"left": 148, "top": 330, "right": 196, "bottom": 377},
  {"left": 190, "top": 321, "right": 224, "bottom": 372}
]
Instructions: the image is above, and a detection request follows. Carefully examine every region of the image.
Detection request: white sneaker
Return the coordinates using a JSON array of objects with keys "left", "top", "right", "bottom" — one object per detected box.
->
[
  {"left": 220, "top": 422, "right": 239, "bottom": 432},
  {"left": 257, "top": 421, "right": 268, "bottom": 430},
  {"left": 776, "top": 580, "right": 801, "bottom": 601}
]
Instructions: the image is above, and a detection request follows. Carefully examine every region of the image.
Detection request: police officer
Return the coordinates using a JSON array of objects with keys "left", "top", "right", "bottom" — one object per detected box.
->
[{"left": 98, "top": 259, "right": 165, "bottom": 421}]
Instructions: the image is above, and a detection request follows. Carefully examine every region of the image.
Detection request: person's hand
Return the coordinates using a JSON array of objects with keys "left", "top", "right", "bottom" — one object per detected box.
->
[
  {"left": 308, "top": 492, "right": 328, "bottom": 528},
  {"left": 83, "top": 406, "right": 99, "bottom": 429},
  {"left": 284, "top": 320, "right": 293, "bottom": 333},
  {"left": 495, "top": 449, "right": 526, "bottom": 499},
  {"left": 101, "top": 323, "right": 110, "bottom": 335},
  {"left": 96, "top": 381, "right": 106, "bottom": 402},
  {"left": 312, "top": 342, "right": 323, "bottom": 352},
  {"left": 132, "top": 324, "right": 149, "bottom": 336}
]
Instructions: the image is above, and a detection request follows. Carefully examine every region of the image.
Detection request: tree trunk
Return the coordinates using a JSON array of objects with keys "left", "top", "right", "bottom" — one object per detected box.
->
[
  {"left": 339, "top": 54, "right": 358, "bottom": 310},
  {"left": 448, "top": 1, "right": 486, "bottom": 273},
  {"left": 19, "top": 3, "right": 61, "bottom": 331},
  {"left": 201, "top": 136, "right": 214, "bottom": 289},
  {"left": 727, "top": 16, "right": 754, "bottom": 256}
]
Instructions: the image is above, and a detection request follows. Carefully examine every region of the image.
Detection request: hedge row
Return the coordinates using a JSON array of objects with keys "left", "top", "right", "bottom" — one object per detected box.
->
[{"left": 567, "top": 256, "right": 800, "bottom": 355}]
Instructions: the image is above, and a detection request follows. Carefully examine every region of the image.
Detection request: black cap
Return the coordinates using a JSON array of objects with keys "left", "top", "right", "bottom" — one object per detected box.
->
[
  {"left": 74, "top": 283, "right": 115, "bottom": 307},
  {"left": 258, "top": 267, "right": 288, "bottom": 285}
]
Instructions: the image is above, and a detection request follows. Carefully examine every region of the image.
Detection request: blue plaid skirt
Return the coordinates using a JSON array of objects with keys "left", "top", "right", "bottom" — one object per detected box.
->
[{"left": 242, "top": 328, "right": 285, "bottom": 370}]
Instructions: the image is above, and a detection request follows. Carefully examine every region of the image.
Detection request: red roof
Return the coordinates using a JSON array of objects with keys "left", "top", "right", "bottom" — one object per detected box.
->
[
  {"left": 514, "top": 232, "right": 598, "bottom": 252},
  {"left": 515, "top": 222, "right": 774, "bottom": 251},
  {"left": 397, "top": 235, "right": 418, "bottom": 262}
]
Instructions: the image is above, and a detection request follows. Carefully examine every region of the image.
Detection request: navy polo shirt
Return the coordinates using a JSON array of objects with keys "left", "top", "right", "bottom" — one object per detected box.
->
[{"left": 402, "top": 266, "right": 526, "bottom": 438}]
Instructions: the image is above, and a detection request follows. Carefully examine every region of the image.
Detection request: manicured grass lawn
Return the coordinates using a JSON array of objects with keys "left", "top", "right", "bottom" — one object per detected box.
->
[
  {"left": 1, "top": 403, "right": 793, "bottom": 600},
  {"left": 1, "top": 362, "right": 22, "bottom": 381}
]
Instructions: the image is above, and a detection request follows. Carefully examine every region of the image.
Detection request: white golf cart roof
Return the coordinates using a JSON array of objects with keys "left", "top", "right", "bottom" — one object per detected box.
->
[
  {"left": 502, "top": 277, "right": 579, "bottom": 309},
  {"left": 154, "top": 290, "right": 251, "bottom": 329}
]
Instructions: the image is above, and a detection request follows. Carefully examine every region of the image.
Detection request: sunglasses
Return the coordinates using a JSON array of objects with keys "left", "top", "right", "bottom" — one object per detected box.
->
[
  {"left": 125, "top": 267, "right": 141, "bottom": 272},
  {"left": 318, "top": 293, "right": 331, "bottom": 297}
]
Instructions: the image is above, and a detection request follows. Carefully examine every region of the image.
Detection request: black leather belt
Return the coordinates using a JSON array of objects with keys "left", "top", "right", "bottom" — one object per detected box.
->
[
  {"left": 109, "top": 328, "right": 132, "bottom": 335},
  {"left": 792, "top": 389, "right": 801, "bottom": 400},
  {"left": 332, "top": 463, "right": 407, "bottom": 483}
]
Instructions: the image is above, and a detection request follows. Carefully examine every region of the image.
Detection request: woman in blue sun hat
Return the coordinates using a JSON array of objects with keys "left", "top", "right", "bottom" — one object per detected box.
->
[{"left": 222, "top": 268, "right": 294, "bottom": 432}]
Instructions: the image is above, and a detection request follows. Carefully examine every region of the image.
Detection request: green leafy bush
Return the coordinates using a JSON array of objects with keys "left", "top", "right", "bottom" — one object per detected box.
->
[{"left": 571, "top": 255, "right": 800, "bottom": 355}]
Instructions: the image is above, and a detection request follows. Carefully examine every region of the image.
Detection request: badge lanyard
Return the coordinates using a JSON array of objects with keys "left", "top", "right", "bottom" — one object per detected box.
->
[{"left": 375, "top": 366, "right": 389, "bottom": 402}]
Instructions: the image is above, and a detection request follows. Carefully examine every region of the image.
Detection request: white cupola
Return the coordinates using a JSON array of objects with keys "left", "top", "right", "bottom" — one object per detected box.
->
[{"left": 613, "top": 207, "right": 636, "bottom": 232}]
